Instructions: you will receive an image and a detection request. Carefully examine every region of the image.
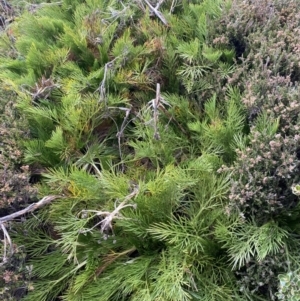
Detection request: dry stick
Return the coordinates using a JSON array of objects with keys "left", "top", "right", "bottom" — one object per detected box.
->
[
  {"left": 32, "top": 83, "right": 60, "bottom": 101},
  {"left": 154, "top": 0, "right": 165, "bottom": 10},
  {"left": 0, "top": 195, "right": 61, "bottom": 223},
  {"left": 103, "top": 1, "right": 129, "bottom": 22},
  {"left": 147, "top": 83, "right": 171, "bottom": 140},
  {"left": 107, "top": 106, "right": 134, "bottom": 172},
  {"left": 116, "top": 107, "right": 132, "bottom": 172},
  {"left": 80, "top": 185, "right": 139, "bottom": 233},
  {"left": 0, "top": 195, "right": 61, "bottom": 264},
  {"left": 143, "top": 0, "right": 168, "bottom": 26},
  {"left": 97, "top": 57, "right": 118, "bottom": 104},
  {"left": 169, "top": 0, "right": 178, "bottom": 13},
  {"left": 152, "top": 83, "right": 161, "bottom": 140},
  {"left": 0, "top": 223, "right": 12, "bottom": 264}
]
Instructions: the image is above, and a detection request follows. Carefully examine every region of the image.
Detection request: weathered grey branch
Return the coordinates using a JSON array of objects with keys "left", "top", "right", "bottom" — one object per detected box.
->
[
  {"left": 143, "top": 0, "right": 168, "bottom": 26},
  {"left": 80, "top": 185, "right": 139, "bottom": 233},
  {"left": 97, "top": 57, "right": 118, "bottom": 104},
  {"left": 0, "top": 195, "right": 61, "bottom": 223},
  {"left": 146, "top": 83, "right": 170, "bottom": 140},
  {"left": 169, "top": 0, "right": 178, "bottom": 13},
  {"left": 0, "top": 223, "right": 12, "bottom": 264},
  {"left": 153, "top": 83, "right": 161, "bottom": 140}
]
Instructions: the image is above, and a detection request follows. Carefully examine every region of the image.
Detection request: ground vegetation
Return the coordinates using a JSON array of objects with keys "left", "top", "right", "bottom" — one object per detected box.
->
[{"left": 0, "top": 0, "right": 300, "bottom": 300}]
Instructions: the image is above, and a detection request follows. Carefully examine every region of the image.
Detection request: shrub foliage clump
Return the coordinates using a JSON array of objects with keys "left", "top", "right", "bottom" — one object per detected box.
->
[
  {"left": 213, "top": 0, "right": 300, "bottom": 299},
  {"left": 1, "top": 0, "right": 300, "bottom": 301}
]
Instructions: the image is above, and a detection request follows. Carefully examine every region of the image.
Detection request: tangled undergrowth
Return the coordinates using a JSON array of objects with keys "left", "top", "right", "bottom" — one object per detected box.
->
[{"left": 0, "top": 0, "right": 300, "bottom": 300}]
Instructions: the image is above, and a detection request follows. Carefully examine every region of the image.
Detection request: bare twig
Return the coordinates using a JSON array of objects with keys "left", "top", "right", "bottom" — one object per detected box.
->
[
  {"left": 0, "top": 195, "right": 61, "bottom": 223},
  {"left": 146, "top": 84, "right": 187, "bottom": 139},
  {"left": 19, "top": 77, "right": 60, "bottom": 102},
  {"left": 153, "top": 83, "right": 161, "bottom": 140},
  {"left": 0, "top": 195, "right": 61, "bottom": 263},
  {"left": 0, "top": 223, "right": 12, "bottom": 264},
  {"left": 79, "top": 185, "right": 139, "bottom": 233},
  {"left": 97, "top": 58, "right": 118, "bottom": 104},
  {"left": 146, "top": 83, "right": 170, "bottom": 140},
  {"left": 155, "top": 0, "right": 165, "bottom": 10},
  {"left": 169, "top": 0, "right": 178, "bottom": 14},
  {"left": 143, "top": 0, "right": 168, "bottom": 26},
  {"left": 105, "top": 1, "right": 129, "bottom": 22},
  {"left": 32, "top": 77, "right": 60, "bottom": 101},
  {"left": 106, "top": 106, "right": 135, "bottom": 172},
  {"left": 115, "top": 107, "right": 132, "bottom": 171}
]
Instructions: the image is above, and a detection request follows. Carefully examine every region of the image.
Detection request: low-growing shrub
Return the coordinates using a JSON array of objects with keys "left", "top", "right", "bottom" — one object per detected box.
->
[{"left": 213, "top": 0, "right": 300, "bottom": 299}]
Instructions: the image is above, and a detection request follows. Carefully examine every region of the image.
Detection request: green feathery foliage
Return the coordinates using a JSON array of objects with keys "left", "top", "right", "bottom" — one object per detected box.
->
[
  {"left": 0, "top": 0, "right": 246, "bottom": 300},
  {"left": 3, "top": 0, "right": 300, "bottom": 301}
]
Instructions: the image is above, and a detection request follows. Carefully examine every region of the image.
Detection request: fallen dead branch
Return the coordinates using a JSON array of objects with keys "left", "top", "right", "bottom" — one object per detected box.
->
[
  {"left": 0, "top": 195, "right": 61, "bottom": 223},
  {"left": 143, "top": 0, "right": 168, "bottom": 26},
  {"left": 0, "top": 223, "right": 12, "bottom": 264},
  {"left": 0, "top": 195, "right": 61, "bottom": 264},
  {"left": 108, "top": 106, "right": 133, "bottom": 172},
  {"left": 146, "top": 83, "right": 170, "bottom": 140},
  {"left": 97, "top": 57, "right": 119, "bottom": 104},
  {"left": 79, "top": 185, "right": 139, "bottom": 234}
]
